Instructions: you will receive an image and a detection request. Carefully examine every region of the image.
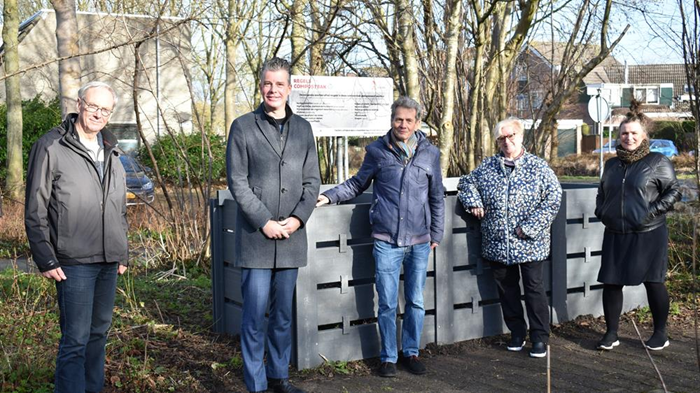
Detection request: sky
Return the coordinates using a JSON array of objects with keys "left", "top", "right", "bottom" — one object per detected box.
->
[{"left": 609, "top": 0, "right": 687, "bottom": 65}]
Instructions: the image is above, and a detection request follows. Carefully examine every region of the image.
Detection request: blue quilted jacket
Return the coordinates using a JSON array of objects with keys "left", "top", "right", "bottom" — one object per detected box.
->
[
  {"left": 323, "top": 130, "right": 445, "bottom": 247},
  {"left": 457, "top": 152, "right": 562, "bottom": 265}
]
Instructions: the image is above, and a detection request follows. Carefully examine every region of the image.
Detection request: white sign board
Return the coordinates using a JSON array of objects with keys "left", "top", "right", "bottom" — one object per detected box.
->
[
  {"left": 289, "top": 75, "right": 394, "bottom": 137},
  {"left": 587, "top": 95, "right": 611, "bottom": 123}
]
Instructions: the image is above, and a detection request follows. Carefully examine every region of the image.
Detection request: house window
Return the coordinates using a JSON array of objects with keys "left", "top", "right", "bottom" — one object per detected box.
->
[
  {"left": 634, "top": 87, "right": 659, "bottom": 104},
  {"left": 516, "top": 94, "right": 527, "bottom": 111},
  {"left": 515, "top": 65, "right": 527, "bottom": 82},
  {"left": 530, "top": 90, "right": 544, "bottom": 109}
]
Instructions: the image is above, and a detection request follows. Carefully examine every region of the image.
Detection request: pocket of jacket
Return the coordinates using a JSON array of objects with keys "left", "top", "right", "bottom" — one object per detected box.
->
[
  {"left": 411, "top": 162, "right": 431, "bottom": 189},
  {"left": 251, "top": 186, "right": 262, "bottom": 199},
  {"left": 369, "top": 198, "right": 378, "bottom": 225}
]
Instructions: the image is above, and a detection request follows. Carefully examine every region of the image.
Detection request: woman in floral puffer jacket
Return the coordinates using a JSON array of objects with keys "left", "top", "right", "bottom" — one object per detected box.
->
[{"left": 458, "top": 118, "right": 562, "bottom": 359}]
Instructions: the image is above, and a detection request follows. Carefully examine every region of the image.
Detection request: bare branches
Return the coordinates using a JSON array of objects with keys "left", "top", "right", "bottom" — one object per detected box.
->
[{"left": 0, "top": 16, "right": 192, "bottom": 83}]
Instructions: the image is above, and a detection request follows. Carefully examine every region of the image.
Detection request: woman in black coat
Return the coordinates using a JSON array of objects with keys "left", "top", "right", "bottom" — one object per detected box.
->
[{"left": 594, "top": 104, "right": 681, "bottom": 351}]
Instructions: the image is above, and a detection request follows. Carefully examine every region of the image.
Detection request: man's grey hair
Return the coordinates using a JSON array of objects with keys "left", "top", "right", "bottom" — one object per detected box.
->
[
  {"left": 391, "top": 96, "right": 422, "bottom": 121},
  {"left": 492, "top": 117, "right": 524, "bottom": 139},
  {"left": 259, "top": 57, "right": 292, "bottom": 84},
  {"left": 78, "top": 81, "right": 118, "bottom": 106}
]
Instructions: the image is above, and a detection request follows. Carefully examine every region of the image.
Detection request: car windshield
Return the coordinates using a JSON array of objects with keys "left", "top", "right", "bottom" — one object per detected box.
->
[
  {"left": 652, "top": 140, "right": 670, "bottom": 148},
  {"left": 120, "top": 155, "right": 143, "bottom": 173}
]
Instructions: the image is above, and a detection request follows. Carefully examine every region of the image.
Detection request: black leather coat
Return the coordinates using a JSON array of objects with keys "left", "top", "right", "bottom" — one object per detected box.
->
[{"left": 595, "top": 152, "right": 681, "bottom": 234}]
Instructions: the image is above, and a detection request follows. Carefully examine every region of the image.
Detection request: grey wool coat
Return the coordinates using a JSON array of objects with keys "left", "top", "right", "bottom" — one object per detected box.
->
[{"left": 226, "top": 104, "right": 321, "bottom": 268}]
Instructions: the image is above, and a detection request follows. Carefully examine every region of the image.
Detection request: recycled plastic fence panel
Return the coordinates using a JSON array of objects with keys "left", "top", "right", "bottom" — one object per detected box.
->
[
  {"left": 561, "top": 184, "right": 648, "bottom": 321},
  {"left": 210, "top": 181, "right": 648, "bottom": 370}
]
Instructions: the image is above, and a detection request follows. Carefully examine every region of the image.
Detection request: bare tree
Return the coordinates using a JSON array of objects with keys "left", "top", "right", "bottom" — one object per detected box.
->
[
  {"left": 397, "top": 0, "right": 420, "bottom": 100},
  {"left": 437, "top": 0, "right": 462, "bottom": 176},
  {"left": 50, "top": 0, "right": 81, "bottom": 116},
  {"left": 531, "top": 0, "right": 628, "bottom": 158},
  {"left": 678, "top": 0, "right": 700, "bottom": 190},
  {"left": 223, "top": 0, "right": 255, "bottom": 135},
  {"left": 3, "top": 0, "right": 23, "bottom": 199}
]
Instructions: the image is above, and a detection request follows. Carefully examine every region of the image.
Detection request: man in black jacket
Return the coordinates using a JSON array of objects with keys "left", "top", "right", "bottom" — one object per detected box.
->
[{"left": 25, "top": 81, "right": 128, "bottom": 393}]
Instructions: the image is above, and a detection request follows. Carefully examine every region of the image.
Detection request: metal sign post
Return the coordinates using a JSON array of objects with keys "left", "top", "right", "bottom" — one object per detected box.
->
[{"left": 588, "top": 90, "right": 611, "bottom": 178}]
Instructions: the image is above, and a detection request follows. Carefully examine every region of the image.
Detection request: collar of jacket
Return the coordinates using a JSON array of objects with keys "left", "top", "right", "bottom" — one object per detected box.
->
[
  {"left": 254, "top": 102, "right": 294, "bottom": 124},
  {"left": 381, "top": 129, "right": 428, "bottom": 154},
  {"left": 58, "top": 113, "right": 121, "bottom": 157},
  {"left": 497, "top": 148, "right": 528, "bottom": 166}
]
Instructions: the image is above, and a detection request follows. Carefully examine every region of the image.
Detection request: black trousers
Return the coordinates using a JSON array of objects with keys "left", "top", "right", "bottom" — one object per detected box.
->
[{"left": 489, "top": 260, "right": 550, "bottom": 343}]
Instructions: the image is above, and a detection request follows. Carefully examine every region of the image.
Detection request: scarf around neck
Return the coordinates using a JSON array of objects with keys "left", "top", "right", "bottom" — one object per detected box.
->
[
  {"left": 616, "top": 138, "right": 650, "bottom": 164},
  {"left": 389, "top": 131, "right": 418, "bottom": 164}
]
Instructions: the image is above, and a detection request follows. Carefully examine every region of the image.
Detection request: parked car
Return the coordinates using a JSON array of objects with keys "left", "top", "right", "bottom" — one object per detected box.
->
[
  {"left": 592, "top": 139, "right": 618, "bottom": 154},
  {"left": 120, "top": 155, "right": 155, "bottom": 205},
  {"left": 649, "top": 139, "right": 679, "bottom": 158}
]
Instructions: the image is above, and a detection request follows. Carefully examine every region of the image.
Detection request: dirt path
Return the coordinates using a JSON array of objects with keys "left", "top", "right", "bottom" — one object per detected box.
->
[{"left": 294, "top": 316, "right": 699, "bottom": 393}]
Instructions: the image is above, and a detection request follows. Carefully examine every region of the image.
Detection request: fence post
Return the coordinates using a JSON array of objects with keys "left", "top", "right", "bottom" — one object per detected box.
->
[
  {"left": 211, "top": 192, "right": 226, "bottom": 333},
  {"left": 551, "top": 192, "right": 569, "bottom": 323}
]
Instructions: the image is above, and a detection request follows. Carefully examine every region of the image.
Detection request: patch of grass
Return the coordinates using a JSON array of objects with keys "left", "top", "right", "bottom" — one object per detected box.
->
[
  {"left": 0, "top": 269, "right": 58, "bottom": 393},
  {"left": 0, "top": 266, "right": 231, "bottom": 393}
]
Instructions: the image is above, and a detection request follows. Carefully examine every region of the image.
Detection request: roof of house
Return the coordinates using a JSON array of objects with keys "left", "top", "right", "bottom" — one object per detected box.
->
[
  {"left": 0, "top": 10, "right": 46, "bottom": 59},
  {"left": 527, "top": 41, "right": 621, "bottom": 68},
  {"left": 525, "top": 41, "right": 621, "bottom": 85},
  {"left": 602, "top": 64, "right": 689, "bottom": 96}
]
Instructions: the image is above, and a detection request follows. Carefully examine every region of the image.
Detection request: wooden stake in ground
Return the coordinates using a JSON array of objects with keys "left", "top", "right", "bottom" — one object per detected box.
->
[
  {"left": 629, "top": 317, "right": 668, "bottom": 393},
  {"left": 546, "top": 344, "right": 551, "bottom": 393},
  {"left": 693, "top": 215, "right": 699, "bottom": 373}
]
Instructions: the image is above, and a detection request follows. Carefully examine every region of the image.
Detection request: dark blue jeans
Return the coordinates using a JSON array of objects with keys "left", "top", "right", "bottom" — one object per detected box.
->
[
  {"left": 54, "top": 263, "right": 118, "bottom": 393},
  {"left": 373, "top": 240, "right": 431, "bottom": 363},
  {"left": 240, "top": 267, "right": 298, "bottom": 393}
]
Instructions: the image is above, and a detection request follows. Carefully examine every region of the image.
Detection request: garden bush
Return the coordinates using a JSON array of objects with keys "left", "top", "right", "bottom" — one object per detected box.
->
[
  {"left": 651, "top": 120, "right": 695, "bottom": 152},
  {"left": 141, "top": 131, "right": 227, "bottom": 183},
  {"left": 0, "top": 97, "right": 62, "bottom": 182}
]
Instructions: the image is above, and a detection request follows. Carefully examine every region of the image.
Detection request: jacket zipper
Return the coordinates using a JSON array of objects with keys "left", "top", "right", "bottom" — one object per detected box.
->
[
  {"left": 621, "top": 164, "right": 627, "bottom": 233},
  {"left": 503, "top": 160, "right": 511, "bottom": 264},
  {"left": 388, "top": 136, "right": 421, "bottom": 247},
  {"left": 63, "top": 127, "right": 114, "bottom": 259}
]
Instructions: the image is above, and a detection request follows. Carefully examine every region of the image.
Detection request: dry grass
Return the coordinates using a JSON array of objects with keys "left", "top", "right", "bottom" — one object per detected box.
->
[
  {"left": 550, "top": 153, "right": 615, "bottom": 177},
  {"left": 0, "top": 199, "right": 29, "bottom": 259}
]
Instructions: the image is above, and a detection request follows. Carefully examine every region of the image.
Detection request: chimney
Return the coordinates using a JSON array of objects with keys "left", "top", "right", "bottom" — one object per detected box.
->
[{"left": 624, "top": 60, "right": 628, "bottom": 84}]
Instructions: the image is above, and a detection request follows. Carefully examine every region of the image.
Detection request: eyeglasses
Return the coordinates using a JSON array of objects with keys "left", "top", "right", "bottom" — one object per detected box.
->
[
  {"left": 496, "top": 133, "right": 519, "bottom": 143},
  {"left": 80, "top": 99, "right": 113, "bottom": 117}
]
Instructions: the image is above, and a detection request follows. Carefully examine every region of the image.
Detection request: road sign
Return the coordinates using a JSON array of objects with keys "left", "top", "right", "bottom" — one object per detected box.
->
[{"left": 588, "top": 95, "right": 610, "bottom": 123}]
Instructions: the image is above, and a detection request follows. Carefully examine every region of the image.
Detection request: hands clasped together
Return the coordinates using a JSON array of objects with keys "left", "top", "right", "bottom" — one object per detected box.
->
[{"left": 262, "top": 216, "right": 302, "bottom": 240}]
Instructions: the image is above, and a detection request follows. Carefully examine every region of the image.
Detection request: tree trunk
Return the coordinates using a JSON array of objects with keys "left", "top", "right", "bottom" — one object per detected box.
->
[
  {"left": 397, "top": 0, "right": 420, "bottom": 100},
  {"left": 438, "top": 0, "right": 461, "bottom": 177},
  {"left": 309, "top": 0, "right": 325, "bottom": 75},
  {"left": 50, "top": 0, "right": 82, "bottom": 117},
  {"left": 467, "top": 42, "right": 484, "bottom": 171},
  {"left": 3, "top": 0, "right": 23, "bottom": 199},
  {"left": 291, "top": 0, "right": 308, "bottom": 75},
  {"left": 224, "top": 0, "right": 240, "bottom": 136}
]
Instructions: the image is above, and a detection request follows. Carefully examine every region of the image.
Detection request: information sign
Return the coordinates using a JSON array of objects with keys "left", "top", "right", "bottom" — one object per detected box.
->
[{"left": 289, "top": 75, "right": 394, "bottom": 137}]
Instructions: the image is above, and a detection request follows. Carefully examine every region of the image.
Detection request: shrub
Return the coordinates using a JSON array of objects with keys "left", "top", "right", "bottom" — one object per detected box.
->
[
  {"left": 0, "top": 97, "right": 62, "bottom": 182},
  {"left": 651, "top": 120, "right": 695, "bottom": 151},
  {"left": 141, "top": 131, "right": 227, "bottom": 182},
  {"left": 581, "top": 123, "right": 590, "bottom": 136}
]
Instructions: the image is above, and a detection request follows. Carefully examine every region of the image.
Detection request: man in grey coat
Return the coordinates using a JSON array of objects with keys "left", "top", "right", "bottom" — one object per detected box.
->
[
  {"left": 25, "top": 81, "right": 128, "bottom": 393},
  {"left": 226, "top": 57, "right": 320, "bottom": 393}
]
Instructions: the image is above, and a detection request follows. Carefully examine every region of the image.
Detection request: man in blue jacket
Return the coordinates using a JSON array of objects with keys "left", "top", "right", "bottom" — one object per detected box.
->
[{"left": 316, "top": 96, "right": 444, "bottom": 377}]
